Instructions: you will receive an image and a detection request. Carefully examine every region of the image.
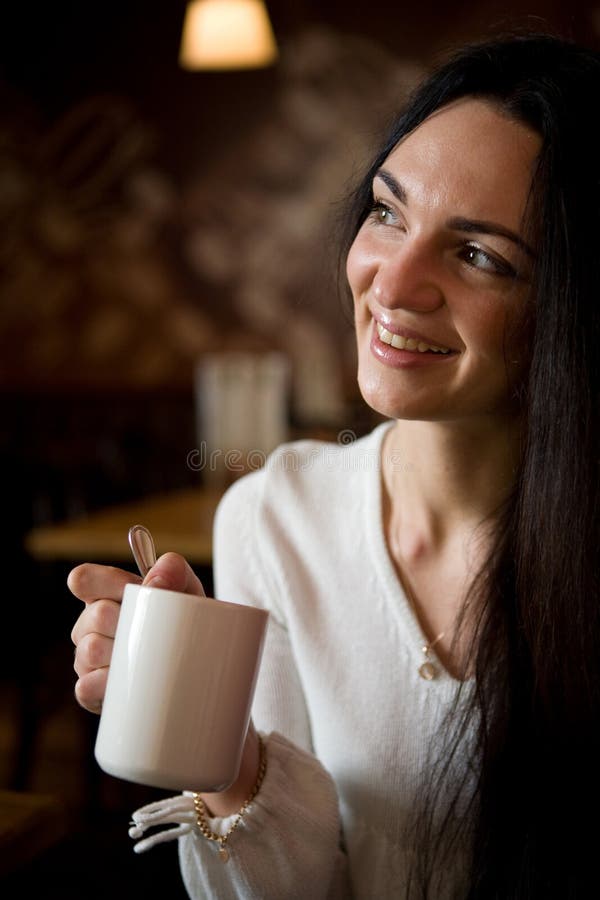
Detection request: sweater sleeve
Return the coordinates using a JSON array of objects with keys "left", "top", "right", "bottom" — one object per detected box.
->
[{"left": 176, "top": 468, "right": 351, "bottom": 899}]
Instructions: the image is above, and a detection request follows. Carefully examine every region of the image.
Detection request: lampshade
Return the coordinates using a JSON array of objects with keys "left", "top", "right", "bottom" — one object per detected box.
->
[{"left": 179, "top": 0, "right": 278, "bottom": 71}]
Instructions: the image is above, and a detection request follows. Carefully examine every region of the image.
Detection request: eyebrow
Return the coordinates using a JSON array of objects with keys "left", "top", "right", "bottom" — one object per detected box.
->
[{"left": 374, "top": 168, "right": 535, "bottom": 258}]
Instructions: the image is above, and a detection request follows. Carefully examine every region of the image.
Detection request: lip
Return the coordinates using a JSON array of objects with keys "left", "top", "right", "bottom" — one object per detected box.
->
[
  {"left": 372, "top": 312, "right": 458, "bottom": 352},
  {"left": 369, "top": 318, "right": 459, "bottom": 369}
]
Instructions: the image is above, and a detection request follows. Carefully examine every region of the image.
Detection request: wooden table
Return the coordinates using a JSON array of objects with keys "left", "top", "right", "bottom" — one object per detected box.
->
[{"left": 24, "top": 486, "right": 225, "bottom": 567}]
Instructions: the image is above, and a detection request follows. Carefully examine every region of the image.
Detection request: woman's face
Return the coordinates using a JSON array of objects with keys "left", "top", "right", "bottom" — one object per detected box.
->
[{"left": 346, "top": 97, "right": 541, "bottom": 425}]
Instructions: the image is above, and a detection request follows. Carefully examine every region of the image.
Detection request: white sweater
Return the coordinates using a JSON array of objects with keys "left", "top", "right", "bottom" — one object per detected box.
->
[{"left": 130, "top": 422, "right": 472, "bottom": 898}]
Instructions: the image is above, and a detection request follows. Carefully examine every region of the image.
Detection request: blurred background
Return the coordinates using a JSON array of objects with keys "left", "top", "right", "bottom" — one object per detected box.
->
[{"left": 1, "top": 0, "right": 598, "bottom": 895}]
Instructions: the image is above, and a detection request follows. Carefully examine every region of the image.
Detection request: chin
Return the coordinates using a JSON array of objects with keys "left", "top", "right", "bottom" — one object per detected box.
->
[{"left": 357, "top": 372, "right": 414, "bottom": 421}]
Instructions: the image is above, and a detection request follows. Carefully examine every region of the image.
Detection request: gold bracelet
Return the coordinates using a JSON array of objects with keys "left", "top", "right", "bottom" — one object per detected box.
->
[{"left": 192, "top": 734, "right": 267, "bottom": 862}]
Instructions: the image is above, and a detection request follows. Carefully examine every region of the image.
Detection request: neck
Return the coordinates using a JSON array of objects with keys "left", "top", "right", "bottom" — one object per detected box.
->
[{"left": 383, "top": 415, "right": 521, "bottom": 559}]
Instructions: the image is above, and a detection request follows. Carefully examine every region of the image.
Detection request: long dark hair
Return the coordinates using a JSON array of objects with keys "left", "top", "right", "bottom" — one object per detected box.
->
[{"left": 344, "top": 32, "right": 600, "bottom": 897}]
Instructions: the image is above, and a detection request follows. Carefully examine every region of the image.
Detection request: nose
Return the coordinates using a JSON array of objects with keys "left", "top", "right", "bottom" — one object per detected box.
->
[{"left": 372, "top": 239, "right": 444, "bottom": 312}]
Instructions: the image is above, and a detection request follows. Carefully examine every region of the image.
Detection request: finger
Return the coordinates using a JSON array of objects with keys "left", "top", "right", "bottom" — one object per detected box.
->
[
  {"left": 67, "top": 563, "right": 141, "bottom": 604},
  {"left": 71, "top": 598, "right": 120, "bottom": 646},
  {"left": 143, "top": 552, "right": 206, "bottom": 596},
  {"left": 74, "top": 631, "right": 114, "bottom": 677},
  {"left": 75, "top": 668, "right": 109, "bottom": 715}
]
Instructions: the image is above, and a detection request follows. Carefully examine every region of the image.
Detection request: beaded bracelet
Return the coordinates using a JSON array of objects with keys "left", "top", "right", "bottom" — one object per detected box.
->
[{"left": 192, "top": 734, "right": 267, "bottom": 862}]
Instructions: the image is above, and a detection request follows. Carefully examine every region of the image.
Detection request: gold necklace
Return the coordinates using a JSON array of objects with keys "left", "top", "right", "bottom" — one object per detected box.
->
[
  {"left": 400, "top": 569, "right": 448, "bottom": 681},
  {"left": 418, "top": 630, "right": 445, "bottom": 681}
]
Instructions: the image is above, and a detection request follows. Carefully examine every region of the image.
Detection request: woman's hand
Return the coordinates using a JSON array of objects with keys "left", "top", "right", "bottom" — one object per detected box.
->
[{"left": 68, "top": 552, "right": 204, "bottom": 713}]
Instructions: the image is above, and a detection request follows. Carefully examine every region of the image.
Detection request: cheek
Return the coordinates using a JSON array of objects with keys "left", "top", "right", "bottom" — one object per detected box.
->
[
  {"left": 346, "top": 234, "right": 373, "bottom": 305},
  {"left": 470, "top": 312, "right": 506, "bottom": 357},
  {"left": 463, "top": 295, "right": 529, "bottom": 383}
]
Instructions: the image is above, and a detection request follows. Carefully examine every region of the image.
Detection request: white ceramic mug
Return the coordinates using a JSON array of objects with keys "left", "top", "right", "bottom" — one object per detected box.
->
[{"left": 94, "top": 583, "right": 269, "bottom": 792}]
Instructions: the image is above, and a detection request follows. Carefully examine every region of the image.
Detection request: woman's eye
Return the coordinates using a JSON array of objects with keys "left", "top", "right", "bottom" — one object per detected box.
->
[
  {"left": 368, "top": 201, "right": 396, "bottom": 226},
  {"left": 461, "top": 244, "right": 516, "bottom": 278}
]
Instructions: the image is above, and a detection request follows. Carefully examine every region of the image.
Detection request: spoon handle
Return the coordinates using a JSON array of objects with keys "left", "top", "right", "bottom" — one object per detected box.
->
[{"left": 128, "top": 524, "right": 157, "bottom": 578}]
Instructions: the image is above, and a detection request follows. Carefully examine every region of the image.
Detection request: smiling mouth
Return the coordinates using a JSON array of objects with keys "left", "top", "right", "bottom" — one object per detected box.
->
[{"left": 375, "top": 322, "right": 452, "bottom": 354}]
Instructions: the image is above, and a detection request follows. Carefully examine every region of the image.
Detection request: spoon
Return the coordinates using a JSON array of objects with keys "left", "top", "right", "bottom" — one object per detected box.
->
[
  {"left": 128, "top": 524, "right": 157, "bottom": 579},
  {"left": 128, "top": 523, "right": 207, "bottom": 595}
]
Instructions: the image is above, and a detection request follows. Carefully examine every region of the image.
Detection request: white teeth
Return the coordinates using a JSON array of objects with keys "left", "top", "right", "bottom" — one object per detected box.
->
[{"left": 376, "top": 322, "right": 451, "bottom": 354}]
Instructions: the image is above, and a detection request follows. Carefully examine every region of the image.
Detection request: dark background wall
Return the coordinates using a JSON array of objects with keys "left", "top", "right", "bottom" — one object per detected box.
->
[{"left": 3, "top": 1, "right": 596, "bottom": 177}]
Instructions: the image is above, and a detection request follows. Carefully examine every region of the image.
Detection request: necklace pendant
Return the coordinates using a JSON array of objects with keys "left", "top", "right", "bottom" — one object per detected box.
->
[
  {"left": 419, "top": 660, "right": 438, "bottom": 681},
  {"left": 219, "top": 846, "right": 230, "bottom": 862}
]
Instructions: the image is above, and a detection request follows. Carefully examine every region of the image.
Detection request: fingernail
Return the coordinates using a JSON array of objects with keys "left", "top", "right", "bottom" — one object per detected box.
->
[{"left": 145, "top": 575, "right": 167, "bottom": 588}]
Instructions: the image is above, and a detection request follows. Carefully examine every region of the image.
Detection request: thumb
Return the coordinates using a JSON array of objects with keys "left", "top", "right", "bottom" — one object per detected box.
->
[{"left": 142, "top": 552, "right": 206, "bottom": 596}]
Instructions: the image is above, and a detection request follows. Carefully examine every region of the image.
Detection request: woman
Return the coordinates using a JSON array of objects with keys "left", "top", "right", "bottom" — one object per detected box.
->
[{"left": 69, "top": 31, "right": 600, "bottom": 898}]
